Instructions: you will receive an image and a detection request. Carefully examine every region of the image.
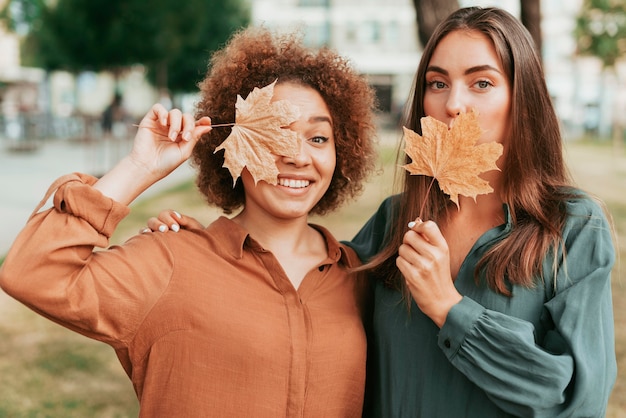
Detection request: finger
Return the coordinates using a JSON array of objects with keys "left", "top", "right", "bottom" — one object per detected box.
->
[
  {"left": 167, "top": 109, "right": 183, "bottom": 141},
  {"left": 148, "top": 103, "right": 169, "bottom": 126},
  {"left": 180, "top": 113, "right": 196, "bottom": 142},
  {"left": 409, "top": 219, "right": 447, "bottom": 247},
  {"left": 396, "top": 256, "right": 408, "bottom": 277},
  {"left": 176, "top": 213, "right": 205, "bottom": 230},
  {"left": 146, "top": 216, "right": 169, "bottom": 233},
  {"left": 407, "top": 217, "right": 423, "bottom": 229},
  {"left": 402, "top": 229, "right": 429, "bottom": 254},
  {"left": 193, "top": 117, "right": 213, "bottom": 140},
  {"left": 396, "top": 254, "right": 422, "bottom": 285},
  {"left": 158, "top": 210, "right": 183, "bottom": 232},
  {"left": 139, "top": 227, "right": 152, "bottom": 234},
  {"left": 197, "top": 116, "right": 212, "bottom": 127},
  {"left": 398, "top": 241, "right": 418, "bottom": 264}
]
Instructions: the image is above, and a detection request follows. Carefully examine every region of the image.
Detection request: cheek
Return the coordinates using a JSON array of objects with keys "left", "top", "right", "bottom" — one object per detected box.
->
[
  {"left": 423, "top": 95, "right": 438, "bottom": 118},
  {"left": 323, "top": 155, "right": 337, "bottom": 180},
  {"left": 318, "top": 151, "right": 336, "bottom": 184}
]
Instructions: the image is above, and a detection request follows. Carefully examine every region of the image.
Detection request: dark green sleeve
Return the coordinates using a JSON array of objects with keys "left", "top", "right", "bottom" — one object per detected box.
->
[
  {"left": 439, "top": 196, "right": 616, "bottom": 417},
  {"left": 343, "top": 195, "right": 399, "bottom": 262}
]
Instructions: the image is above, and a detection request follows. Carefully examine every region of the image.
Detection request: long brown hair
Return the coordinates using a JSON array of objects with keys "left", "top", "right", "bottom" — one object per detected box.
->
[{"left": 366, "top": 7, "right": 574, "bottom": 296}]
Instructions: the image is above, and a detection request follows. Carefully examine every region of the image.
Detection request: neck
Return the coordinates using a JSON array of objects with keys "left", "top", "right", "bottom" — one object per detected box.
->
[
  {"left": 232, "top": 208, "right": 312, "bottom": 254},
  {"left": 448, "top": 192, "right": 505, "bottom": 226}
]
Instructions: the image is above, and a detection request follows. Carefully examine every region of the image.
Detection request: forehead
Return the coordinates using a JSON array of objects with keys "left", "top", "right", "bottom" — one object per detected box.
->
[
  {"left": 273, "top": 82, "right": 332, "bottom": 121},
  {"left": 429, "top": 30, "right": 503, "bottom": 71}
]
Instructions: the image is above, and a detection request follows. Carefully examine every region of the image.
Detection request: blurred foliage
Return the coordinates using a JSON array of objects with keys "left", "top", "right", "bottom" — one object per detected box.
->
[
  {"left": 0, "top": 0, "right": 251, "bottom": 93},
  {"left": 575, "top": 0, "right": 626, "bottom": 67}
]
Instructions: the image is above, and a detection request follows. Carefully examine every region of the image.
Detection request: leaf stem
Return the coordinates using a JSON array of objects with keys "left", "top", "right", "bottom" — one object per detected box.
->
[
  {"left": 419, "top": 177, "right": 436, "bottom": 220},
  {"left": 209, "top": 122, "right": 236, "bottom": 128},
  {"left": 133, "top": 122, "right": 235, "bottom": 129}
]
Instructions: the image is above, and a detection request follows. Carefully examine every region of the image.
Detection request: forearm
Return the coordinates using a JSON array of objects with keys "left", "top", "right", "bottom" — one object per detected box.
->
[{"left": 94, "top": 154, "right": 163, "bottom": 206}]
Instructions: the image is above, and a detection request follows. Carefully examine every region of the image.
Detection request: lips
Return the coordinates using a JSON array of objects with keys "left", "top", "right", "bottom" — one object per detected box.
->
[{"left": 277, "top": 178, "right": 310, "bottom": 188}]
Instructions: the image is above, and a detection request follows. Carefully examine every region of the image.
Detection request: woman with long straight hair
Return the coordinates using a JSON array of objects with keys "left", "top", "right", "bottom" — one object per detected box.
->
[{"left": 351, "top": 6, "right": 616, "bottom": 417}]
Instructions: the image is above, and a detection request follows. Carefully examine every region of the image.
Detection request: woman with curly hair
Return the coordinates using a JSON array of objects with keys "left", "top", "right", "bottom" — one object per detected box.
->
[{"left": 0, "top": 27, "right": 378, "bottom": 417}]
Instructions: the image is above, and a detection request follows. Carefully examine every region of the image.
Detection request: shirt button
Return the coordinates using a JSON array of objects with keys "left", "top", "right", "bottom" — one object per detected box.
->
[{"left": 444, "top": 339, "right": 451, "bottom": 348}]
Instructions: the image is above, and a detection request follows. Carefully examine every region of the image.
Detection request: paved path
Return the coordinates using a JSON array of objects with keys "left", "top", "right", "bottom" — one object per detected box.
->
[{"left": 0, "top": 138, "right": 195, "bottom": 256}]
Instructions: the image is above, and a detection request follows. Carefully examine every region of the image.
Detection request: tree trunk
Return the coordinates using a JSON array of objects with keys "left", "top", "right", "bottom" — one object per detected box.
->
[
  {"left": 413, "top": 0, "right": 460, "bottom": 48},
  {"left": 520, "top": 0, "right": 542, "bottom": 55}
]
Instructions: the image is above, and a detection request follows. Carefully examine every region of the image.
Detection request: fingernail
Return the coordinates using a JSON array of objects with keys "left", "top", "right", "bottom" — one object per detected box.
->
[
  {"left": 182, "top": 131, "right": 191, "bottom": 141},
  {"left": 158, "top": 224, "right": 167, "bottom": 233},
  {"left": 408, "top": 221, "right": 416, "bottom": 229},
  {"left": 173, "top": 211, "right": 181, "bottom": 219},
  {"left": 161, "top": 118, "right": 167, "bottom": 125},
  {"left": 171, "top": 224, "right": 180, "bottom": 232},
  {"left": 141, "top": 227, "right": 151, "bottom": 234},
  {"left": 169, "top": 131, "right": 178, "bottom": 140}
]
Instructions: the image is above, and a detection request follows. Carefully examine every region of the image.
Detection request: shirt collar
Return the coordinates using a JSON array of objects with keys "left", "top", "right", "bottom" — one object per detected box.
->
[
  {"left": 502, "top": 203, "right": 513, "bottom": 233},
  {"left": 206, "top": 216, "right": 356, "bottom": 268}
]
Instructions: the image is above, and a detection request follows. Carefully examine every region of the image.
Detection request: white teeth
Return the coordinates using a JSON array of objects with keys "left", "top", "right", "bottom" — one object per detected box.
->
[{"left": 278, "top": 178, "right": 310, "bottom": 188}]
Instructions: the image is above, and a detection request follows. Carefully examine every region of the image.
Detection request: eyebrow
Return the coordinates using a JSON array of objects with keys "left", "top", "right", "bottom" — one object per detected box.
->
[
  {"left": 309, "top": 115, "right": 333, "bottom": 127},
  {"left": 426, "top": 64, "right": 502, "bottom": 76}
]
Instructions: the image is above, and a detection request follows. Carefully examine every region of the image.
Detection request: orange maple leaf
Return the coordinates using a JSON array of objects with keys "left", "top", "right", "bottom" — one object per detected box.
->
[
  {"left": 215, "top": 80, "right": 301, "bottom": 185},
  {"left": 403, "top": 109, "right": 503, "bottom": 209}
]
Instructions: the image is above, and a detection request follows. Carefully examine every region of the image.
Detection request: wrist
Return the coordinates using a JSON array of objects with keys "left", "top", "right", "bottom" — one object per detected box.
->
[
  {"left": 432, "top": 294, "right": 463, "bottom": 328},
  {"left": 93, "top": 156, "right": 160, "bottom": 205}
]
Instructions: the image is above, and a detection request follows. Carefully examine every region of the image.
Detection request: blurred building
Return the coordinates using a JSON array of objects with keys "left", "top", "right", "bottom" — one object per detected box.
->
[
  {"left": 253, "top": 0, "right": 420, "bottom": 127},
  {"left": 0, "top": 0, "right": 623, "bottom": 140},
  {"left": 0, "top": 23, "right": 44, "bottom": 115},
  {"left": 252, "top": 0, "right": 626, "bottom": 139}
]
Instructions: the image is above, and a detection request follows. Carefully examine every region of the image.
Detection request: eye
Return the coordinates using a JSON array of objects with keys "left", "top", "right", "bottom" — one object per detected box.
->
[
  {"left": 310, "top": 136, "right": 329, "bottom": 144},
  {"left": 427, "top": 80, "right": 447, "bottom": 90},
  {"left": 475, "top": 80, "right": 493, "bottom": 89}
]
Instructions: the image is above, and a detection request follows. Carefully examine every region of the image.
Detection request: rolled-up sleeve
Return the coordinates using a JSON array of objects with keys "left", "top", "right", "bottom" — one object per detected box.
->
[{"left": 0, "top": 173, "right": 174, "bottom": 348}]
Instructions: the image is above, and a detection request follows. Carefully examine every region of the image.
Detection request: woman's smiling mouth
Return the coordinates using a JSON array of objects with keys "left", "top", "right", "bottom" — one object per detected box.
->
[{"left": 278, "top": 178, "right": 311, "bottom": 189}]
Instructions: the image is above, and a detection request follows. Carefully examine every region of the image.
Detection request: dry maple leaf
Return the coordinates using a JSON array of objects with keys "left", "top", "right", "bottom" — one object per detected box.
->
[
  {"left": 403, "top": 109, "right": 503, "bottom": 209},
  {"left": 215, "top": 80, "right": 301, "bottom": 185}
]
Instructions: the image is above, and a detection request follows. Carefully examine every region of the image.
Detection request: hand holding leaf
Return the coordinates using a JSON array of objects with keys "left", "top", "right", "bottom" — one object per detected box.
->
[
  {"left": 215, "top": 80, "right": 301, "bottom": 185},
  {"left": 403, "top": 110, "right": 503, "bottom": 212}
]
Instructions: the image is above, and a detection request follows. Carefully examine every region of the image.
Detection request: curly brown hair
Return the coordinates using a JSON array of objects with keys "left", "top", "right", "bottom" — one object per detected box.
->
[{"left": 191, "top": 26, "right": 378, "bottom": 215}]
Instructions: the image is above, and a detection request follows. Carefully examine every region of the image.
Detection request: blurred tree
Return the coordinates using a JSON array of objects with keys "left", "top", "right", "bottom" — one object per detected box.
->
[
  {"left": 520, "top": 0, "right": 542, "bottom": 53},
  {"left": 413, "top": 0, "right": 543, "bottom": 56},
  {"left": 0, "top": 0, "right": 250, "bottom": 94},
  {"left": 575, "top": 0, "right": 626, "bottom": 68},
  {"left": 145, "top": 0, "right": 250, "bottom": 94},
  {"left": 575, "top": 0, "right": 626, "bottom": 141},
  {"left": 413, "top": 0, "right": 459, "bottom": 48}
]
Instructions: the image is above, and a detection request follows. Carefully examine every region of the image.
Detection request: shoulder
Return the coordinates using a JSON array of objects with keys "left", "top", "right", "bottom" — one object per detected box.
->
[
  {"left": 378, "top": 194, "right": 402, "bottom": 215},
  {"left": 560, "top": 188, "right": 611, "bottom": 228},
  {"left": 559, "top": 188, "right": 615, "bottom": 258},
  {"left": 359, "top": 194, "right": 402, "bottom": 232}
]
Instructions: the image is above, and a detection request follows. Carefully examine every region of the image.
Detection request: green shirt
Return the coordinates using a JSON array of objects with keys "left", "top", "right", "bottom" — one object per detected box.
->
[{"left": 347, "top": 193, "right": 616, "bottom": 418}]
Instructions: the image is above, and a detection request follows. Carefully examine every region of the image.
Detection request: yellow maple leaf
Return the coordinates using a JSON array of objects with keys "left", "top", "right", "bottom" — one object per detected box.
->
[
  {"left": 215, "top": 80, "right": 301, "bottom": 185},
  {"left": 403, "top": 109, "right": 503, "bottom": 208}
]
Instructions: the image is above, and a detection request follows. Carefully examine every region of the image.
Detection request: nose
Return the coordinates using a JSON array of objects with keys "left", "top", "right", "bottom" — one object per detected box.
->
[
  {"left": 281, "top": 138, "right": 311, "bottom": 167},
  {"left": 444, "top": 86, "right": 467, "bottom": 122}
]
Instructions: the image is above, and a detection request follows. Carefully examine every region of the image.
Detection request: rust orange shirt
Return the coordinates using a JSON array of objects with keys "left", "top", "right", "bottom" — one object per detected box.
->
[{"left": 0, "top": 173, "right": 369, "bottom": 417}]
